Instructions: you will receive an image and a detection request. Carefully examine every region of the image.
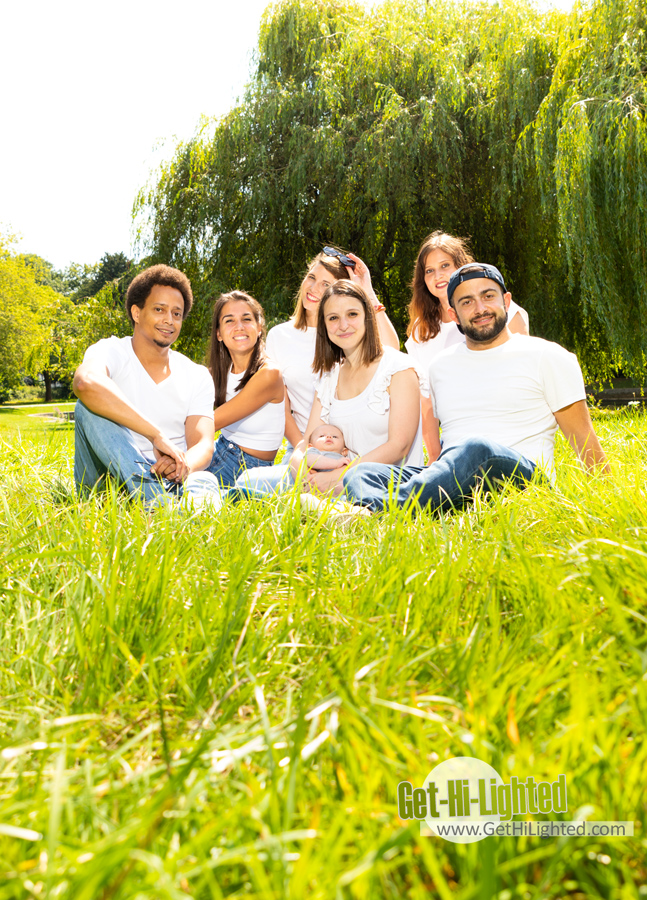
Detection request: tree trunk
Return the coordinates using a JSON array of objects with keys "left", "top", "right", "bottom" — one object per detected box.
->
[{"left": 44, "top": 371, "right": 53, "bottom": 403}]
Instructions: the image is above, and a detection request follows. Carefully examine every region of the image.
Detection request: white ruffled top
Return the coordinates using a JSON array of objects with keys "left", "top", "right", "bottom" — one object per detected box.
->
[{"left": 315, "top": 347, "right": 427, "bottom": 466}]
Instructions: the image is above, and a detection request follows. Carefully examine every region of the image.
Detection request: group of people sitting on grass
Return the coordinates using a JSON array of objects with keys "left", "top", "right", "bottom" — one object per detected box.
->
[{"left": 72, "top": 231, "right": 609, "bottom": 518}]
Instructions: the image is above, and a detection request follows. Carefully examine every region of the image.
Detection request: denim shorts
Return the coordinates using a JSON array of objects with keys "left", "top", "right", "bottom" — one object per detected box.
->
[{"left": 206, "top": 435, "right": 275, "bottom": 487}]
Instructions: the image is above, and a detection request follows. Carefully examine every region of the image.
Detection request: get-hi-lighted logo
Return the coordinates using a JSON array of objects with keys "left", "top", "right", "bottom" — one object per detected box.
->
[
  {"left": 397, "top": 757, "right": 633, "bottom": 844},
  {"left": 399, "top": 769, "right": 567, "bottom": 820}
]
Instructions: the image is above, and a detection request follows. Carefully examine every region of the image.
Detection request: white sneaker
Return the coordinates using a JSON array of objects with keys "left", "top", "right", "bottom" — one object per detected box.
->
[
  {"left": 182, "top": 472, "right": 223, "bottom": 515},
  {"left": 299, "top": 493, "right": 371, "bottom": 526},
  {"left": 299, "top": 493, "right": 326, "bottom": 512},
  {"left": 328, "top": 502, "right": 372, "bottom": 528},
  {"left": 183, "top": 492, "right": 223, "bottom": 515}
]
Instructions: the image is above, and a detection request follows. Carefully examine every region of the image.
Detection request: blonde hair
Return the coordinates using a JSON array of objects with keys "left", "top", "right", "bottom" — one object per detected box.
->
[{"left": 292, "top": 252, "right": 348, "bottom": 330}]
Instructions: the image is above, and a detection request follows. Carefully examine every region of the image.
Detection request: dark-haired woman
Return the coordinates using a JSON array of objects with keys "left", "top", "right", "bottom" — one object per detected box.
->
[
  {"left": 406, "top": 231, "right": 529, "bottom": 456},
  {"left": 205, "top": 291, "right": 285, "bottom": 487},
  {"left": 288, "top": 280, "right": 425, "bottom": 496},
  {"left": 266, "top": 249, "right": 400, "bottom": 449}
]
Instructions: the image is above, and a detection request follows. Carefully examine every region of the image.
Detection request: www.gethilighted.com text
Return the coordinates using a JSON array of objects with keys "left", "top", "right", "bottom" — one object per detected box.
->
[{"left": 397, "top": 757, "right": 634, "bottom": 844}]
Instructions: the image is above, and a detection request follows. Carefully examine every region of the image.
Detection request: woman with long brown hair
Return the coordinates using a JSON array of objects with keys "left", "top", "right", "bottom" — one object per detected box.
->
[
  {"left": 236, "top": 280, "right": 424, "bottom": 499},
  {"left": 205, "top": 291, "right": 285, "bottom": 486},
  {"left": 287, "top": 279, "right": 425, "bottom": 496},
  {"left": 265, "top": 247, "right": 400, "bottom": 450},
  {"left": 235, "top": 248, "right": 400, "bottom": 495}
]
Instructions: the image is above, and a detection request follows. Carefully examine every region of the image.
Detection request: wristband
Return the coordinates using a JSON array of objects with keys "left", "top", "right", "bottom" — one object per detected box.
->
[{"left": 374, "top": 304, "right": 386, "bottom": 313}]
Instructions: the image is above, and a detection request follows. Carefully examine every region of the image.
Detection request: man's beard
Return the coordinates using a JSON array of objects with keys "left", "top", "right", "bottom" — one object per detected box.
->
[{"left": 460, "top": 308, "right": 508, "bottom": 343}]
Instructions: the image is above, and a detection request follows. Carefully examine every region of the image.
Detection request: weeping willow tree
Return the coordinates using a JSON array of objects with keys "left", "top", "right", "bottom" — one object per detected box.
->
[
  {"left": 134, "top": 0, "right": 646, "bottom": 380},
  {"left": 523, "top": 0, "right": 647, "bottom": 378}
]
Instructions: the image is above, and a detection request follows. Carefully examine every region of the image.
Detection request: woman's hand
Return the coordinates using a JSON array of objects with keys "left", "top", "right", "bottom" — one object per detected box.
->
[
  {"left": 304, "top": 467, "right": 347, "bottom": 496},
  {"left": 345, "top": 253, "right": 377, "bottom": 303}
]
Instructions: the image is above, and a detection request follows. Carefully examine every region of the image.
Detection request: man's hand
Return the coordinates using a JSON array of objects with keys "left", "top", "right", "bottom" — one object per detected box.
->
[
  {"left": 151, "top": 434, "right": 189, "bottom": 483},
  {"left": 150, "top": 453, "right": 179, "bottom": 481}
]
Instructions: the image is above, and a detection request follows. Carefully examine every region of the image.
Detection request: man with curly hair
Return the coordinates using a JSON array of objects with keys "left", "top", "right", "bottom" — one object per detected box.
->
[{"left": 73, "top": 264, "right": 221, "bottom": 508}]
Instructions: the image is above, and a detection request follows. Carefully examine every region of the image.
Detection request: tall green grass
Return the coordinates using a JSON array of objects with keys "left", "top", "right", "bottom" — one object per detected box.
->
[{"left": 0, "top": 411, "right": 645, "bottom": 898}]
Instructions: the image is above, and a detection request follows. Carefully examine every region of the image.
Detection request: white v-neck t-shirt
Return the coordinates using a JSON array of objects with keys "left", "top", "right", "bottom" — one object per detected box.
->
[{"left": 82, "top": 336, "right": 215, "bottom": 462}]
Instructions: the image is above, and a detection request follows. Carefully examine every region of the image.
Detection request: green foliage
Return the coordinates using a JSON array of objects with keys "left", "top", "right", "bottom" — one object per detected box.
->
[
  {"left": 70, "top": 279, "right": 132, "bottom": 358},
  {"left": 135, "top": 0, "right": 647, "bottom": 381},
  {"left": 0, "top": 411, "right": 646, "bottom": 895},
  {"left": 526, "top": 0, "right": 647, "bottom": 379},
  {"left": 62, "top": 260, "right": 101, "bottom": 298},
  {"left": 0, "top": 238, "right": 62, "bottom": 401},
  {"left": 67, "top": 251, "right": 132, "bottom": 301},
  {"left": 17, "top": 253, "right": 70, "bottom": 295},
  {"left": 0, "top": 238, "right": 134, "bottom": 401}
]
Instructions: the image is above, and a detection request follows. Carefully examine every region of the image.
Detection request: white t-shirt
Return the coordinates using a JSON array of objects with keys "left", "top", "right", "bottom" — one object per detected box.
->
[
  {"left": 265, "top": 321, "right": 317, "bottom": 435},
  {"left": 315, "top": 347, "right": 427, "bottom": 466},
  {"left": 82, "top": 336, "right": 215, "bottom": 462},
  {"left": 220, "top": 369, "right": 285, "bottom": 451},
  {"left": 428, "top": 334, "right": 586, "bottom": 478},
  {"left": 406, "top": 299, "right": 529, "bottom": 372}
]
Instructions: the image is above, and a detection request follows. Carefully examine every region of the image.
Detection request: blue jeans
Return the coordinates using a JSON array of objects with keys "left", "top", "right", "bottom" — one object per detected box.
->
[
  {"left": 233, "top": 448, "right": 296, "bottom": 495},
  {"left": 343, "top": 437, "right": 537, "bottom": 513},
  {"left": 206, "top": 435, "right": 275, "bottom": 488},
  {"left": 74, "top": 401, "right": 222, "bottom": 505}
]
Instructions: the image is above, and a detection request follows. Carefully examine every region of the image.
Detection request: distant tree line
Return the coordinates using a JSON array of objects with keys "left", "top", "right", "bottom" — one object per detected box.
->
[
  {"left": 0, "top": 242, "right": 131, "bottom": 402},
  {"left": 133, "top": 0, "right": 647, "bottom": 382}
]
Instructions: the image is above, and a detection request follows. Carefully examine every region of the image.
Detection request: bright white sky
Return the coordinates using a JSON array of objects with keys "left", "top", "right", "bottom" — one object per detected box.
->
[
  {"left": 1, "top": 0, "right": 270, "bottom": 269},
  {"left": 1, "top": 0, "right": 572, "bottom": 271}
]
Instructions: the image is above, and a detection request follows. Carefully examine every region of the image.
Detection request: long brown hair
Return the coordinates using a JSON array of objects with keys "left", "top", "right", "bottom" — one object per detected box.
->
[
  {"left": 292, "top": 251, "right": 348, "bottom": 331},
  {"left": 208, "top": 291, "right": 266, "bottom": 407},
  {"left": 313, "top": 280, "right": 382, "bottom": 375},
  {"left": 407, "top": 232, "right": 474, "bottom": 342}
]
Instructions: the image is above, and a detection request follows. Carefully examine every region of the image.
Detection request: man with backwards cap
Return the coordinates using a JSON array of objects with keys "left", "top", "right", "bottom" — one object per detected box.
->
[{"left": 343, "top": 262, "right": 609, "bottom": 512}]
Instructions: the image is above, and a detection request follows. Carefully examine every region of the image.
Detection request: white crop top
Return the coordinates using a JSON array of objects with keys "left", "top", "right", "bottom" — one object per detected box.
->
[{"left": 220, "top": 370, "right": 286, "bottom": 451}]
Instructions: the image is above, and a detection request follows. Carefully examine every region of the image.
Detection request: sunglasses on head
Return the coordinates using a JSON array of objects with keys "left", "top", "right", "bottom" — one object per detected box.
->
[{"left": 323, "top": 246, "right": 356, "bottom": 270}]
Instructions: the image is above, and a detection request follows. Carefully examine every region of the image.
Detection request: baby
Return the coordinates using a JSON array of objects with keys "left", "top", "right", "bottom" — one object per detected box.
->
[
  {"left": 304, "top": 424, "right": 351, "bottom": 471},
  {"left": 297, "top": 423, "right": 369, "bottom": 521}
]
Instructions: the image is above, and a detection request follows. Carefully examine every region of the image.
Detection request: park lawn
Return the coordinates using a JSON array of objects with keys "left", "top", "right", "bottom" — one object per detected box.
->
[
  {"left": 0, "top": 402, "right": 76, "bottom": 438},
  {"left": 0, "top": 408, "right": 645, "bottom": 899}
]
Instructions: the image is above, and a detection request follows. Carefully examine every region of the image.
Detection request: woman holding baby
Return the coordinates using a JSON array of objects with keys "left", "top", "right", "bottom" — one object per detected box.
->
[
  {"left": 236, "top": 247, "right": 414, "bottom": 495},
  {"left": 237, "top": 278, "right": 425, "bottom": 498},
  {"left": 289, "top": 279, "right": 424, "bottom": 495},
  {"left": 265, "top": 247, "right": 400, "bottom": 450}
]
